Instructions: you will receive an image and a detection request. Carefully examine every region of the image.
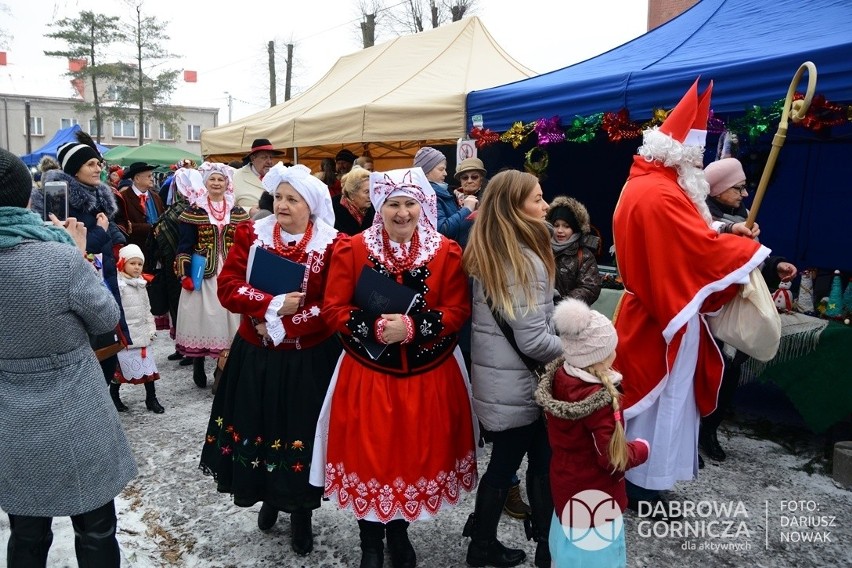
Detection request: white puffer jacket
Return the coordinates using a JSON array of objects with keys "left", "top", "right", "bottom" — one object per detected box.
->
[{"left": 117, "top": 274, "right": 155, "bottom": 347}]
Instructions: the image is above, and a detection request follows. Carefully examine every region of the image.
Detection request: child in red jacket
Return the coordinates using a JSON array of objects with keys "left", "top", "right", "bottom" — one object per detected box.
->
[{"left": 535, "top": 298, "right": 649, "bottom": 568}]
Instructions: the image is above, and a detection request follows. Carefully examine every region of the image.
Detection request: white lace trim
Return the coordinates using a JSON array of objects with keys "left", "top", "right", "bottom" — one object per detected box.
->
[
  {"left": 361, "top": 225, "right": 442, "bottom": 270},
  {"left": 252, "top": 214, "right": 337, "bottom": 254},
  {"left": 265, "top": 294, "right": 287, "bottom": 346}
]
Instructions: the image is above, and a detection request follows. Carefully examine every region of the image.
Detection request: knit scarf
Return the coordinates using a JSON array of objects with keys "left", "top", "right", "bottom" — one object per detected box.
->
[
  {"left": 0, "top": 207, "right": 76, "bottom": 249},
  {"left": 551, "top": 232, "right": 579, "bottom": 255},
  {"left": 340, "top": 195, "right": 366, "bottom": 225}
]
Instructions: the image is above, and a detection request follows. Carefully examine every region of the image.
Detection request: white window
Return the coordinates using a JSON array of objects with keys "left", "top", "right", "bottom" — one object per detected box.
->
[
  {"left": 187, "top": 124, "right": 201, "bottom": 141},
  {"left": 158, "top": 122, "right": 174, "bottom": 140},
  {"left": 112, "top": 119, "right": 136, "bottom": 138},
  {"left": 88, "top": 119, "right": 100, "bottom": 137},
  {"left": 60, "top": 117, "right": 79, "bottom": 129},
  {"left": 143, "top": 121, "right": 151, "bottom": 140},
  {"left": 29, "top": 116, "right": 44, "bottom": 135}
]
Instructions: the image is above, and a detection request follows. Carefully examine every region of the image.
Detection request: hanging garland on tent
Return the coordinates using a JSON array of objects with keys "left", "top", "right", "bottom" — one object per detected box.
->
[{"left": 468, "top": 92, "right": 851, "bottom": 178}]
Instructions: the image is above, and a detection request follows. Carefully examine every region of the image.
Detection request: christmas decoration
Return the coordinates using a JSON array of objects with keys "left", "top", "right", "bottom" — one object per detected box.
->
[
  {"left": 533, "top": 116, "right": 566, "bottom": 146},
  {"left": 602, "top": 108, "right": 642, "bottom": 142},
  {"left": 843, "top": 277, "right": 852, "bottom": 315},
  {"left": 565, "top": 114, "right": 602, "bottom": 143},
  {"left": 824, "top": 270, "right": 845, "bottom": 319},
  {"left": 796, "top": 268, "right": 817, "bottom": 314},
  {"left": 773, "top": 281, "right": 794, "bottom": 313},
  {"left": 469, "top": 127, "right": 500, "bottom": 148},
  {"left": 524, "top": 147, "right": 549, "bottom": 179},
  {"left": 500, "top": 121, "right": 532, "bottom": 148}
]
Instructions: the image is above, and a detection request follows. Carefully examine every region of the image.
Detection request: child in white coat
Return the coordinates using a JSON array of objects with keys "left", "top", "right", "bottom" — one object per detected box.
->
[{"left": 113, "top": 244, "right": 164, "bottom": 413}]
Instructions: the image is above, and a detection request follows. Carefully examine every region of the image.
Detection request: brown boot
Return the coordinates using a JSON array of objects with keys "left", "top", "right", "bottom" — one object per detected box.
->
[{"left": 502, "top": 482, "right": 531, "bottom": 519}]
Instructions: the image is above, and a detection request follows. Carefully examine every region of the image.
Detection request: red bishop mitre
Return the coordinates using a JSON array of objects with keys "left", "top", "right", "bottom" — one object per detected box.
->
[{"left": 659, "top": 78, "right": 714, "bottom": 147}]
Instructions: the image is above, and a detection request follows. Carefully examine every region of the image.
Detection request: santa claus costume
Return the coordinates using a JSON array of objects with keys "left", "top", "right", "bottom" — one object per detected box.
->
[
  {"left": 311, "top": 167, "right": 478, "bottom": 566},
  {"left": 612, "top": 80, "right": 770, "bottom": 495}
]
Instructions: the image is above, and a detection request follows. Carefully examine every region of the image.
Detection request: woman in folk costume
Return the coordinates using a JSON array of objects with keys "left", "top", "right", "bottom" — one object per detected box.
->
[
  {"left": 312, "top": 167, "right": 478, "bottom": 568},
  {"left": 199, "top": 163, "right": 342, "bottom": 557},
  {"left": 174, "top": 163, "right": 248, "bottom": 388}
]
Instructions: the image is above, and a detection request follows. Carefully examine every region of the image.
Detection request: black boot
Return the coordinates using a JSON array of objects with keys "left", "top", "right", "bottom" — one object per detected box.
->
[
  {"left": 525, "top": 474, "right": 552, "bottom": 568},
  {"left": 71, "top": 501, "right": 120, "bottom": 568},
  {"left": 386, "top": 519, "right": 416, "bottom": 567},
  {"left": 7, "top": 514, "right": 53, "bottom": 566},
  {"left": 109, "top": 382, "right": 128, "bottom": 412},
  {"left": 358, "top": 519, "right": 385, "bottom": 568},
  {"left": 257, "top": 503, "right": 278, "bottom": 531},
  {"left": 192, "top": 357, "right": 207, "bottom": 388},
  {"left": 212, "top": 366, "right": 223, "bottom": 395},
  {"left": 699, "top": 426, "right": 726, "bottom": 462},
  {"left": 167, "top": 350, "right": 184, "bottom": 361},
  {"left": 144, "top": 382, "right": 165, "bottom": 414},
  {"left": 290, "top": 510, "right": 313, "bottom": 555},
  {"left": 463, "top": 483, "right": 526, "bottom": 568}
]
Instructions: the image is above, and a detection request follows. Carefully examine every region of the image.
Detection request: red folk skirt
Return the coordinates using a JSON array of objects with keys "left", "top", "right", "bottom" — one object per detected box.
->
[{"left": 320, "top": 350, "right": 477, "bottom": 523}]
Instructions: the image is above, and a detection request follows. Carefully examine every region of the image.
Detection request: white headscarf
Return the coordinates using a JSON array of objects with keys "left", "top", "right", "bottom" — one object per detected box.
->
[
  {"left": 197, "top": 161, "right": 236, "bottom": 210},
  {"left": 173, "top": 168, "right": 205, "bottom": 207},
  {"left": 262, "top": 163, "right": 335, "bottom": 227}
]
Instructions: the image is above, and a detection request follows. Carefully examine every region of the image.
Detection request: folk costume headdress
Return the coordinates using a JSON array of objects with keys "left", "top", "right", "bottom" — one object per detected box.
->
[
  {"left": 198, "top": 162, "right": 236, "bottom": 211},
  {"left": 364, "top": 167, "right": 442, "bottom": 272}
]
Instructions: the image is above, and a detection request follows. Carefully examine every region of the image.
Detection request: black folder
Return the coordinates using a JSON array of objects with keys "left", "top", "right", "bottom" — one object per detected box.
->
[
  {"left": 354, "top": 267, "right": 420, "bottom": 360},
  {"left": 246, "top": 245, "right": 307, "bottom": 296}
]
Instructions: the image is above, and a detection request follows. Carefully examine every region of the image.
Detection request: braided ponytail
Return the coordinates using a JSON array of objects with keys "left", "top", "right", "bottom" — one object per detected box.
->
[{"left": 592, "top": 367, "right": 629, "bottom": 472}]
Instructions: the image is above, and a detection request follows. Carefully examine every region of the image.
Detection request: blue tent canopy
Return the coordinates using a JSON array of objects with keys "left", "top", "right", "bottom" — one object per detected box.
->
[
  {"left": 466, "top": 0, "right": 852, "bottom": 272},
  {"left": 467, "top": 0, "right": 852, "bottom": 130},
  {"left": 20, "top": 124, "right": 110, "bottom": 167}
]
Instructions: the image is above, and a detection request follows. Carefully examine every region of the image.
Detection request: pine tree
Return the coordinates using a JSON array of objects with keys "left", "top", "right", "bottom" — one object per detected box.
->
[
  {"left": 825, "top": 270, "right": 844, "bottom": 319},
  {"left": 44, "top": 11, "right": 124, "bottom": 143}
]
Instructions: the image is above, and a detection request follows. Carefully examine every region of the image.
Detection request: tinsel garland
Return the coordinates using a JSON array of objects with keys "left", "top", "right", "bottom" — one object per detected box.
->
[{"left": 468, "top": 92, "right": 850, "bottom": 178}]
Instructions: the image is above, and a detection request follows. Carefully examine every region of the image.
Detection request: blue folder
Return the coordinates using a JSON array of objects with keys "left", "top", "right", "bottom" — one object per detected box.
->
[{"left": 246, "top": 245, "right": 307, "bottom": 296}]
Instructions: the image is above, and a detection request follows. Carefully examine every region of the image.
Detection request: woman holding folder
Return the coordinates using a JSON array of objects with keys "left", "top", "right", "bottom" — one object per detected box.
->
[
  {"left": 312, "top": 167, "right": 478, "bottom": 568},
  {"left": 174, "top": 163, "right": 248, "bottom": 387},
  {"left": 199, "top": 163, "right": 342, "bottom": 558}
]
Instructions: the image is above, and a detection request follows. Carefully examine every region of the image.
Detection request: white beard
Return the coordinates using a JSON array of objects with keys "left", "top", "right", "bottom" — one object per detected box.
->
[{"left": 638, "top": 128, "right": 713, "bottom": 226}]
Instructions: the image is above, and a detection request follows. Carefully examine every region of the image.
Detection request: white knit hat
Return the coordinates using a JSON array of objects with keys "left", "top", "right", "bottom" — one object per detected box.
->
[
  {"left": 118, "top": 243, "right": 145, "bottom": 263},
  {"left": 552, "top": 298, "right": 617, "bottom": 369}
]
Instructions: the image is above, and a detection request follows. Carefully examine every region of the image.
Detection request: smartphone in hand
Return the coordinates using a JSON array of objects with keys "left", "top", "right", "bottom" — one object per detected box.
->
[{"left": 43, "top": 181, "right": 69, "bottom": 222}]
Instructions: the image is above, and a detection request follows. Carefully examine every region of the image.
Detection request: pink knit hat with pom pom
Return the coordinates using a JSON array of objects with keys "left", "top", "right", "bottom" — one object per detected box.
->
[{"left": 552, "top": 298, "right": 618, "bottom": 369}]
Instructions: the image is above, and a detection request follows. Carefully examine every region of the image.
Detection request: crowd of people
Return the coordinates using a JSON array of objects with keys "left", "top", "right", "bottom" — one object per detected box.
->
[{"left": 0, "top": 77, "right": 796, "bottom": 568}]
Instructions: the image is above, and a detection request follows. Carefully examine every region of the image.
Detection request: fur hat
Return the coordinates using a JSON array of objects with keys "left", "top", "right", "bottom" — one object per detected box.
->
[
  {"left": 547, "top": 195, "right": 590, "bottom": 234},
  {"left": 118, "top": 243, "right": 145, "bottom": 263},
  {"left": 37, "top": 155, "right": 61, "bottom": 174},
  {"left": 413, "top": 146, "right": 446, "bottom": 175},
  {"left": 454, "top": 157, "right": 486, "bottom": 180},
  {"left": 0, "top": 148, "right": 34, "bottom": 208},
  {"left": 705, "top": 158, "right": 746, "bottom": 197},
  {"left": 553, "top": 298, "right": 617, "bottom": 369}
]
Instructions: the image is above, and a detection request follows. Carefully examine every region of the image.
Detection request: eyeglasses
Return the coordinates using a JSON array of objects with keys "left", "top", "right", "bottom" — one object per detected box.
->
[
  {"left": 460, "top": 173, "right": 481, "bottom": 181},
  {"left": 729, "top": 184, "right": 748, "bottom": 195}
]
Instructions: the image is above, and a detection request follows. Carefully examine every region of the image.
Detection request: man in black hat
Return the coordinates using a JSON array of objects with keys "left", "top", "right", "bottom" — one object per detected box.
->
[
  {"left": 233, "top": 138, "right": 285, "bottom": 214},
  {"left": 114, "top": 162, "right": 164, "bottom": 269}
]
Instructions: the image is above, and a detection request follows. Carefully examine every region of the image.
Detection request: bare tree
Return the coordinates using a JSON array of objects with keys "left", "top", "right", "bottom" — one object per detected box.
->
[
  {"left": 382, "top": 0, "right": 477, "bottom": 35},
  {"left": 354, "top": 0, "right": 384, "bottom": 48},
  {"left": 111, "top": 5, "right": 181, "bottom": 145}
]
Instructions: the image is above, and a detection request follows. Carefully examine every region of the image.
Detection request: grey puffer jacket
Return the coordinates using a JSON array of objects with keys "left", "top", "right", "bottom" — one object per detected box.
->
[
  {"left": 470, "top": 250, "right": 564, "bottom": 432},
  {"left": 0, "top": 240, "right": 138, "bottom": 516}
]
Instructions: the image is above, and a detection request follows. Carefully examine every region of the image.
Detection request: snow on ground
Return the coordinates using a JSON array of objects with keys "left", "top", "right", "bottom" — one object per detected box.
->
[{"left": 1, "top": 331, "right": 850, "bottom": 567}]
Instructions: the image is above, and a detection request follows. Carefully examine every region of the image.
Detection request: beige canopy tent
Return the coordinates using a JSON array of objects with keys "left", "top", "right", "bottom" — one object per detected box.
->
[{"left": 201, "top": 17, "right": 535, "bottom": 170}]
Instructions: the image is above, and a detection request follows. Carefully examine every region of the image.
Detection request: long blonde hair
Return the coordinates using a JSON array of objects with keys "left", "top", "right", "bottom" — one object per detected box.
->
[
  {"left": 590, "top": 366, "right": 629, "bottom": 472},
  {"left": 463, "top": 169, "right": 555, "bottom": 320}
]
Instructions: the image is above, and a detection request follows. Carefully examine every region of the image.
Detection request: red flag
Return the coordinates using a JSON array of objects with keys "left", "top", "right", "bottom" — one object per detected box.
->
[
  {"left": 0, "top": 52, "right": 6, "bottom": 66},
  {"left": 183, "top": 70, "right": 197, "bottom": 83}
]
